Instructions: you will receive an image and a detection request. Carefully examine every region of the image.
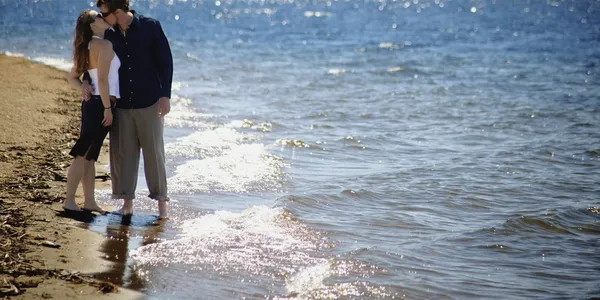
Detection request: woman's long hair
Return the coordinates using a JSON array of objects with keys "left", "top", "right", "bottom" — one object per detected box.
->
[{"left": 73, "top": 9, "right": 95, "bottom": 75}]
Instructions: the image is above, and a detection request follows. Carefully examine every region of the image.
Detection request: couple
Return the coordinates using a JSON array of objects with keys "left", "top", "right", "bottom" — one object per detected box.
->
[{"left": 63, "top": 0, "right": 172, "bottom": 219}]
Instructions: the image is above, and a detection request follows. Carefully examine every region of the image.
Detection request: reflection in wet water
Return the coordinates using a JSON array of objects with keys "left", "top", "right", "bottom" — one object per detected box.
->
[{"left": 74, "top": 212, "right": 167, "bottom": 292}]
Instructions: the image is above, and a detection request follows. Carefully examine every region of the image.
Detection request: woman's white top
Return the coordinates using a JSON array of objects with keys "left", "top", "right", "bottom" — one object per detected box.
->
[{"left": 88, "top": 36, "right": 120, "bottom": 98}]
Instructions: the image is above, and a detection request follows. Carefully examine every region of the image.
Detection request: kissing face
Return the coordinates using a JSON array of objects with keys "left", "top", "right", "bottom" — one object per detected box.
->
[
  {"left": 98, "top": 4, "right": 118, "bottom": 26},
  {"left": 89, "top": 10, "right": 110, "bottom": 32}
]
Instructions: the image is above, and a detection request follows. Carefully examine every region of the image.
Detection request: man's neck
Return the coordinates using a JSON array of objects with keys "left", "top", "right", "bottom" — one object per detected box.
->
[{"left": 118, "top": 11, "right": 134, "bottom": 32}]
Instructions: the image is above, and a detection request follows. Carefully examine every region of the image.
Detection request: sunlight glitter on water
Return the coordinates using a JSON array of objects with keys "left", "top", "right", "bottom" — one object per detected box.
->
[{"left": 130, "top": 206, "right": 325, "bottom": 275}]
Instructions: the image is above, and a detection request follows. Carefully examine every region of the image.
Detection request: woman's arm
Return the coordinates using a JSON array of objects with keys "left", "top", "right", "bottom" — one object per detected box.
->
[
  {"left": 66, "top": 65, "right": 83, "bottom": 91},
  {"left": 67, "top": 67, "right": 94, "bottom": 100},
  {"left": 96, "top": 40, "right": 114, "bottom": 110},
  {"left": 96, "top": 40, "right": 113, "bottom": 126}
]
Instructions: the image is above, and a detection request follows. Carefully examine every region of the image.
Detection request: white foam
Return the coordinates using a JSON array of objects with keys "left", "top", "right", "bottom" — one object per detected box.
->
[
  {"left": 164, "top": 95, "right": 214, "bottom": 129},
  {"left": 387, "top": 66, "right": 404, "bottom": 73},
  {"left": 328, "top": 68, "right": 350, "bottom": 75},
  {"left": 378, "top": 42, "right": 396, "bottom": 49},
  {"left": 2, "top": 52, "right": 73, "bottom": 71},
  {"left": 2, "top": 51, "right": 25, "bottom": 58},
  {"left": 169, "top": 143, "right": 285, "bottom": 193},
  {"left": 172, "top": 81, "right": 183, "bottom": 91},
  {"left": 278, "top": 261, "right": 395, "bottom": 299},
  {"left": 226, "top": 119, "right": 273, "bottom": 132},
  {"left": 279, "top": 281, "right": 394, "bottom": 299},
  {"left": 285, "top": 262, "right": 333, "bottom": 296},
  {"left": 30, "top": 56, "right": 72, "bottom": 71},
  {"left": 167, "top": 127, "right": 254, "bottom": 158}
]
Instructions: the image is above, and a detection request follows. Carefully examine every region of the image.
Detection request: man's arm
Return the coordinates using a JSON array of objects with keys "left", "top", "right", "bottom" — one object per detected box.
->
[{"left": 154, "top": 20, "right": 173, "bottom": 99}]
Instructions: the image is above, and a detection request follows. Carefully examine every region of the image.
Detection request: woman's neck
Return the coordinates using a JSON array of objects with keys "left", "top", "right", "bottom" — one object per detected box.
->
[{"left": 92, "top": 31, "right": 104, "bottom": 38}]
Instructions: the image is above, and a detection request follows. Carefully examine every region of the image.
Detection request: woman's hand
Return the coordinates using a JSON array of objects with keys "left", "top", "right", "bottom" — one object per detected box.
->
[{"left": 102, "top": 109, "right": 113, "bottom": 127}]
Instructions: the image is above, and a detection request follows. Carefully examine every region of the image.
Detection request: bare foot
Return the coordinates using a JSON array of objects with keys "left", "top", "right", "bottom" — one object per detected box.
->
[
  {"left": 117, "top": 206, "right": 133, "bottom": 216},
  {"left": 62, "top": 201, "right": 81, "bottom": 212},
  {"left": 118, "top": 199, "right": 134, "bottom": 216},
  {"left": 82, "top": 203, "right": 107, "bottom": 214},
  {"left": 158, "top": 200, "right": 168, "bottom": 219}
]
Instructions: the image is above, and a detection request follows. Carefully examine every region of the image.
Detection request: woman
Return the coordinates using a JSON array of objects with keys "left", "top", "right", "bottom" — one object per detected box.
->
[{"left": 64, "top": 9, "right": 120, "bottom": 213}]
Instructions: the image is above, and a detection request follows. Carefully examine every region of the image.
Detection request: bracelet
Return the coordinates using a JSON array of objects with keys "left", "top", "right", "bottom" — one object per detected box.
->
[{"left": 104, "top": 107, "right": 112, "bottom": 109}]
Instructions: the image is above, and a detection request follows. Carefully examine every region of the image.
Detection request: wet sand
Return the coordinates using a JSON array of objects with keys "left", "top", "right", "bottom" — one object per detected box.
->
[{"left": 0, "top": 54, "right": 145, "bottom": 299}]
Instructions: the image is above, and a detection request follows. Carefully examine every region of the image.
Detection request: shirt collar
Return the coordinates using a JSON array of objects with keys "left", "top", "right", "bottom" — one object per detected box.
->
[
  {"left": 128, "top": 10, "right": 140, "bottom": 30},
  {"left": 113, "top": 10, "right": 139, "bottom": 32}
]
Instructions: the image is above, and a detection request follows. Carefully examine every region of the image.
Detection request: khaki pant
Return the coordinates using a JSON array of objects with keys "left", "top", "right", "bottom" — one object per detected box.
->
[{"left": 109, "top": 102, "right": 168, "bottom": 201}]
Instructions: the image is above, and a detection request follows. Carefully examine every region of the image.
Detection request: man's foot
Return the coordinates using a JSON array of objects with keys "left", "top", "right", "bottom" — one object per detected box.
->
[
  {"left": 116, "top": 199, "right": 134, "bottom": 217},
  {"left": 116, "top": 206, "right": 134, "bottom": 217},
  {"left": 157, "top": 200, "right": 168, "bottom": 219}
]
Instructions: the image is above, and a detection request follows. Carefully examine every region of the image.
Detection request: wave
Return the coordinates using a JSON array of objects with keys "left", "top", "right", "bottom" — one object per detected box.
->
[
  {"left": 169, "top": 143, "right": 286, "bottom": 193},
  {"left": 2, "top": 52, "right": 72, "bottom": 71}
]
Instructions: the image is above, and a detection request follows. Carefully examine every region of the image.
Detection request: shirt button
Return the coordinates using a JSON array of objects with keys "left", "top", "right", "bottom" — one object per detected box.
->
[
  {"left": 128, "top": 67, "right": 131, "bottom": 70},
  {"left": 130, "top": 80, "right": 132, "bottom": 82},
  {"left": 127, "top": 55, "right": 130, "bottom": 58}
]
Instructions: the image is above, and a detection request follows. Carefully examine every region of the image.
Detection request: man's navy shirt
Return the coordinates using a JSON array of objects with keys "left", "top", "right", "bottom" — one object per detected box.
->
[{"left": 105, "top": 11, "right": 173, "bottom": 109}]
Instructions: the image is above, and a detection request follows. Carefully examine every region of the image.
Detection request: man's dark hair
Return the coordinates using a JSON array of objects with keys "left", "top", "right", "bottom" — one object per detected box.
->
[{"left": 96, "top": 0, "right": 129, "bottom": 12}]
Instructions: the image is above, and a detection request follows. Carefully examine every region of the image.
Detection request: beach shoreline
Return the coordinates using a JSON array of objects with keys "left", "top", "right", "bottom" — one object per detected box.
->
[{"left": 0, "top": 54, "right": 145, "bottom": 299}]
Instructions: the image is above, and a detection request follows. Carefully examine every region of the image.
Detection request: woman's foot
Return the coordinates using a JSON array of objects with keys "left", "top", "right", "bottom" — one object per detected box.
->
[
  {"left": 82, "top": 203, "right": 107, "bottom": 214},
  {"left": 62, "top": 201, "right": 81, "bottom": 212}
]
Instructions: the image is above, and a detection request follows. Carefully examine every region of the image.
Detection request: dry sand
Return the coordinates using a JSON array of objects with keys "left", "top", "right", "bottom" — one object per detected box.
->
[{"left": 0, "top": 54, "right": 146, "bottom": 299}]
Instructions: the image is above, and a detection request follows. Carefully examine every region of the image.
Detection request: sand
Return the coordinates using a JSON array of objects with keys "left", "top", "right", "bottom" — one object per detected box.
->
[{"left": 0, "top": 54, "right": 146, "bottom": 299}]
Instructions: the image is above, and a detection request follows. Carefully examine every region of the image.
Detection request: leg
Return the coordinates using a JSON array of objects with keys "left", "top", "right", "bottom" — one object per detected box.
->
[
  {"left": 64, "top": 156, "right": 86, "bottom": 211},
  {"left": 81, "top": 159, "right": 95, "bottom": 205},
  {"left": 157, "top": 200, "right": 168, "bottom": 220},
  {"left": 81, "top": 159, "right": 106, "bottom": 213},
  {"left": 135, "top": 103, "right": 169, "bottom": 218},
  {"left": 111, "top": 108, "right": 140, "bottom": 216},
  {"left": 65, "top": 97, "right": 107, "bottom": 212}
]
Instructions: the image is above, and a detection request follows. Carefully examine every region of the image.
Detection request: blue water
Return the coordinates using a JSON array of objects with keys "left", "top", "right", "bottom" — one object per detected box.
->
[{"left": 2, "top": 0, "right": 600, "bottom": 299}]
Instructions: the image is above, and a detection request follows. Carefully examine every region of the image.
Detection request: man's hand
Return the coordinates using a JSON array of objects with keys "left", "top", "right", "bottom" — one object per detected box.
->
[
  {"left": 81, "top": 81, "right": 93, "bottom": 101},
  {"left": 157, "top": 97, "right": 171, "bottom": 117}
]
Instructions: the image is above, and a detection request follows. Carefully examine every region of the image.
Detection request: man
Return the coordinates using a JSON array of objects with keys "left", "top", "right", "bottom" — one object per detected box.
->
[{"left": 83, "top": 0, "right": 173, "bottom": 219}]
